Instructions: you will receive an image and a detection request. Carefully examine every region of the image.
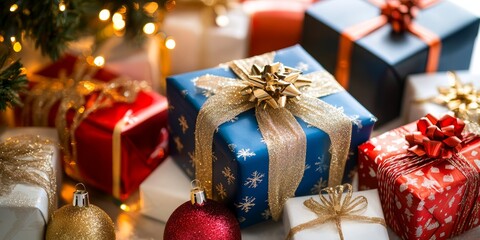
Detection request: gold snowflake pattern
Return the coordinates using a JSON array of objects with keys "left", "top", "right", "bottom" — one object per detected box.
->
[
  {"left": 310, "top": 177, "right": 328, "bottom": 194},
  {"left": 174, "top": 136, "right": 184, "bottom": 153},
  {"left": 178, "top": 115, "right": 189, "bottom": 134},
  {"left": 235, "top": 196, "right": 256, "bottom": 213},
  {"left": 215, "top": 183, "right": 227, "bottom": 200},
  {"left": 187, "top": 151, "right": 195, "bottom": 168},
  {"left": 222, "top": 166, "right": 235, "bottom": 185}
]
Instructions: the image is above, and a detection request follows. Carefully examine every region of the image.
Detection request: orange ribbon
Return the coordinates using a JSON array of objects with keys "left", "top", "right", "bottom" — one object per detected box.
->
[{"left": 335, "top": 0, "right": 441, "bottom": 88}]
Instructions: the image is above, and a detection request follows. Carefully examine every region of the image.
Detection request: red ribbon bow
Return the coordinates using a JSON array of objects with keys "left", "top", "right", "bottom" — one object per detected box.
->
[
  {"left": 405, "top": 114, "right": 465, "bottom": 159},
  {"left": 381, "top": 0, "right": 419, "bottom": 33}
]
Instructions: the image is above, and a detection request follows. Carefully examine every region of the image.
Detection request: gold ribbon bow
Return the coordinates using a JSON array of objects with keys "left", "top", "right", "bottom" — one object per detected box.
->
[
  {"left": 437, "top": 72, "right": 480, "bottom": 117},
  {"left": 286, "top": 184, "right": 386, "bottom": 240},
  {"left": 194, "top": 52, "right": 353, "bottom": 220},
  {"left": 0, "top": 135, "right": 57, "bottom": 217}
]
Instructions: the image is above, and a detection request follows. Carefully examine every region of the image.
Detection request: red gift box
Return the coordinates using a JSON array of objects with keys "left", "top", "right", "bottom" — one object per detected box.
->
[
  {"left": 243, "top": 0, "right": 314, "bottom": 56},
  {"left": 24, "top": 55, "right": 169, "bottom": 200},
  {"left": 358, "top": 115, "right": 480, "bottom": 240}
]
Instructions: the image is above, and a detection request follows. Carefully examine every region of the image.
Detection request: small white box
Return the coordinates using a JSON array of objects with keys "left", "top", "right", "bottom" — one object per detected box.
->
[
  {"left": 139, "top": 157, "right": 191, "bottom": 222},
  {"left": 0, "top": 127, "right": 61, "bottom": 240},
  {"left": 283, "top": 188, "right": 388, "bottom": 240}
]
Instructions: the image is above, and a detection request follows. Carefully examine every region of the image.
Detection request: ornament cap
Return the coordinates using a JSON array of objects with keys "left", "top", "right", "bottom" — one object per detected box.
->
[
  {"left": 190, "top": 180, "right": 207, "bottom": 206},
  {"left": 73, "top": 183, "right": 90, "bottom": 207}
]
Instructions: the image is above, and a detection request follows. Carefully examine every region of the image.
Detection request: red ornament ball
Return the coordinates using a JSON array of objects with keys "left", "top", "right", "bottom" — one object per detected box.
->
[{"left": 164, "top": 199, "right": 241, "bottom": 240}]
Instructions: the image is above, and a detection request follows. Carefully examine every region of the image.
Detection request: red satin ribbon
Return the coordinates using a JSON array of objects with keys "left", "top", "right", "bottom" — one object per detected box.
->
[
  {"left": 335, "top": 0, "right": 441, "bottom": 88},
  {"left": 406, "top": 113, "right": 464, "bottom": 159}
]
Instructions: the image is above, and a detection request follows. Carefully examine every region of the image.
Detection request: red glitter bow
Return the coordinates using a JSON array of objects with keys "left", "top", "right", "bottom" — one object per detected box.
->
[
  {"left": 381, "top": 0, "right": 419, "bottom": 33},
  {"left": 405, "top": 114, "right": 465, "bottom": 159}
]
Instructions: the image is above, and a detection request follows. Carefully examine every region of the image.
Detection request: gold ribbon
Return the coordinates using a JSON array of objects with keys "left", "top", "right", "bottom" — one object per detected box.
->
[
  {"left": 0, "top": 135, "right": 57, "bottom": 217},
  {"left": 415, "top": 71, "right": 480, "bottom": 133},
  {"left": 194, "top": 52, "right": 353, "bottom": 220},
  {"left": 286, "top": 184, "right": 386, "bottom": 240}
]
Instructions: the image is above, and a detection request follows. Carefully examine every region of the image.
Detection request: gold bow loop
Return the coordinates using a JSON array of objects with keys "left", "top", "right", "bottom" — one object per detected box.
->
[
  {"left": 286, "top": 184, "right": 386, "bottom": 240},
  {"left": 437, "top": 72, "right": 480, "bottom": 117},
  {"left": 0, "top": 136, "right": 57, "bottom": 217},
  {"left": 194, "top": 51, "right": 353, "bottom": 221}
]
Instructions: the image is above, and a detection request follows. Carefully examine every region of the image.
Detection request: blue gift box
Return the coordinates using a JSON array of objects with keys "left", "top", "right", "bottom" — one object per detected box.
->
[
  {"left": 166, "top": 45, "right": 375, "bottom": 228},
  {"left": 301, "top": 0, "right": 479, "bottom": 125}
]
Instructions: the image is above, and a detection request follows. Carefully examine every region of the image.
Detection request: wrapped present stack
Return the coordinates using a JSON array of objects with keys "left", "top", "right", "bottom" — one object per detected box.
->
[{"left": 1, "top": 0, "right": 480, "bottom": 239}]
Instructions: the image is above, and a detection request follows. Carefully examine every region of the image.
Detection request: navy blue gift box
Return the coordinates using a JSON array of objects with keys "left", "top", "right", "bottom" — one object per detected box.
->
[
  {"left": 166, "top": 45, "right": 375, "bottom": 228},
  {"left": 301, "top": 0, "right": 479, "bottom": 125}
]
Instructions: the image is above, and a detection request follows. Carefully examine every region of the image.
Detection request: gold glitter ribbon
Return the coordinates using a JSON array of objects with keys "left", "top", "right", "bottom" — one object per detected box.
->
[
  {"left": 414, "top": 71, "right": 480, "bottom": 133},
  {"left": 286, "top": 184, "right": 386, "bottom": 240},
  {"left": 0, "top": 135, "right": 57, "bottom": 217},
  {"left": 194, "top": 52, "right": 353, "bottom": 220}
]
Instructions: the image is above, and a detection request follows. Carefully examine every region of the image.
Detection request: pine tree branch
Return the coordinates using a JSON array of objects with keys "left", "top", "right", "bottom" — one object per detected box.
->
[{"left": 0, "top": 55, "right": 28, "bottom": 111}]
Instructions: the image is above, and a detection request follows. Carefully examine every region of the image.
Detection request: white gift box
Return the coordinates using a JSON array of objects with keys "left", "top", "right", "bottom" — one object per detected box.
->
[
  {"left": 402, "top": 71, "right": 480, "bottom": 123},
  {"left": 283, "top": 189, "right": 388, "bottom": 240},
  {"left": 0, "top": 127, "right": 61, "bottom": 240},
  {"left": 139, "top": 157, "right": 191, "bottom": 222},
  {"left": 163, "top": 3, "right": 249, "bottom": 74}
]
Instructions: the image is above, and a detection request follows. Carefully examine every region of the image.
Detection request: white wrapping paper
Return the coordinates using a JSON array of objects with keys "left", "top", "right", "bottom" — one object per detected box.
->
[
  {"left": 402, "top": 71, "right": 480, "bottom": 123},
  {"left": 283, "top": 189, "right": 388, "bottom": 240},
  {"left": 139, "top": 157, "right": 191, "bottom": 222},
  {"left": 0, "top": 127, "right": 60, "bottom": 240}
]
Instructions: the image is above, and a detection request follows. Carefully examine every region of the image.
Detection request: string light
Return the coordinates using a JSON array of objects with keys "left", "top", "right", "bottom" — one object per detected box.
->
[
  {"left": 13, "top": 42, "right": 22, "bottom": 52},
  {"left": 144, "top": 2, "right": 159, "bottom": 14},
  {"left": 99, "top": 9, "right": 110, "bottom": 21},
  {"left": 10, "top": 36, "right": 16, "bottom": 43},
  {"left": 120, "top": 204, "right": 131, "bottom": 212},
  {"left": 216, "top": 15, "right": 229, "bottom": 27},
  {"left": 59, "top": 1, "right": 66, "bottom": 11},
  {"left": 93, "top": 56, "right": 105, "bottom": 67},
  {"left": 143, "top": 23, "right": 156, "bottom": 35},
  {"left": 165, "top": 37, "right": 176, "bottom": 49},
  {"left": 112, "top": 12, "right": 126, "bottom": 31},
  {"left": 112, "top": 12, "right": 123, "bottom": 22},
  {"left": 0, "top": 35, "right": 4, "bottom": 42},
  {"left": 10, "top": 4, "right": 18, "bottom": 12}
]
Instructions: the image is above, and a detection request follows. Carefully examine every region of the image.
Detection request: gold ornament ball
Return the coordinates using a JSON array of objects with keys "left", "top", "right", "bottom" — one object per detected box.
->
[
  {"left": 46, "top": 204, "right": 115, "bottom": 240},
  {"left": 46, "top": 183, "right": 115, "bottom": 240}
]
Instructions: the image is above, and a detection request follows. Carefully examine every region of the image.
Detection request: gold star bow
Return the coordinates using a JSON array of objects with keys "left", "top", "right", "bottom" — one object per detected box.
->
[{"left": 241, "top": 62, "right": 312, "bottom": 109}]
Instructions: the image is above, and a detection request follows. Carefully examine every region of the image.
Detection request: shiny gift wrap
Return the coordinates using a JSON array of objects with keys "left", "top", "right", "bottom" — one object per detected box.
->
[
  {"left": 358, "top": 116, "right": 480, "bottom": 240},
  {"left": 167, "top": 45, "right": 375, "bottom": 227},
  {"left": 302, "top": 0, "right": 480, "bottom": 125},
  {"left": 283, "top": 185, "right": 388, "bottom": 240},
  {"left": 23, "top": 55, "right": 170, "bottom": 200},
  {"left": 0, "top": 128, "right": 60, "bottom": 240}
]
